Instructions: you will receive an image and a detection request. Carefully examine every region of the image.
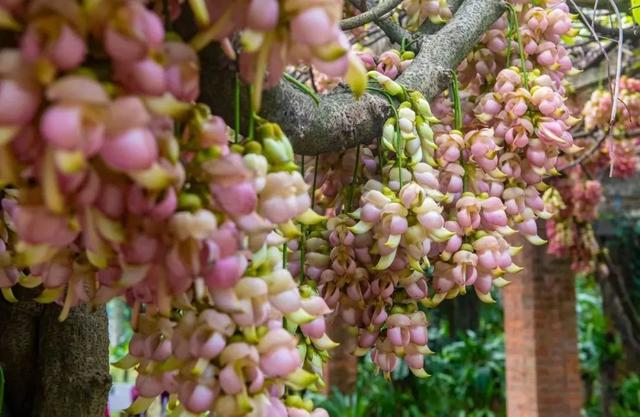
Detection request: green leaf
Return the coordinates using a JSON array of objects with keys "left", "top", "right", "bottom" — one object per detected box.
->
[{"left": 632, "top": 0, "right": 640, "bottom": 25}]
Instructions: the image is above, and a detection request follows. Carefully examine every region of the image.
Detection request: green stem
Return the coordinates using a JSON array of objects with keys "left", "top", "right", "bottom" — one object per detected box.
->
[
  {"left": 248, "top": 86, "right": 255, "bottom": 140},
  {"left": 282, "top": 243, "right": 287, "bottom": 269},
  {"left": 299, "top": 157, "right": 306, "bottom": 282},
  {"left": 234, "top": 74, "right": 240, "bottom": 143},
  {"left": 507, "top": 4, "right": 529, "bottom": 89},
  {"left": 505, "top": 14, "right": 514, "bottom": 66},
  {"left": 311, "top": 155, "right": 320, "bottom": 210},
  {"left": 283, "top": 73, "right": 320, "bottom": 106},
  {"left": 367, "top": 86, "right": 400, "bottom": 180},
  {"left": 450, "top": 71, "right": 468, "bottom": 193},
  {"left": 396, "top": 122, "right": 403, "bottom": 189},
  {"left": 450, "top": 71, "right": 463, "bottom": 131},
  {"left": 347, "top": 145, "right": 361, "bottom": 212}
]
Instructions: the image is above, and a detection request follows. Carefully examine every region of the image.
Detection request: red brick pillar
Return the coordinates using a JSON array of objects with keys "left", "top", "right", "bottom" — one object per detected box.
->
[
  {"left": 326, "top": 319, "right": 358, "bottom": 393},
  {"left": 503, "top": 241, "right": 583, "bottom": 417}
]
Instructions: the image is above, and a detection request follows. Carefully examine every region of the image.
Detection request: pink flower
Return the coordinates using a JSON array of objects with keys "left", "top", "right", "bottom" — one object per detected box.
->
[
  {"left": 456, "top": 194, "right": 482, "bottom": 231},
  {"left": 258, "top": 328, "right": 301, "bottom": 378},
  {"left": 12, "top": 205, "right": 78, "bottom": 246},
  {"left": 0, "top": 76, "right": 38, "bottom": 125},
  {"left": 104, "top": 2, "right": 164, "bottom": 62},
  {"left": 21, "top": 21, "right": 86, "bottom": 70},
  {"left": 100, "top": 128, "right": 158, "bottom": 171}
]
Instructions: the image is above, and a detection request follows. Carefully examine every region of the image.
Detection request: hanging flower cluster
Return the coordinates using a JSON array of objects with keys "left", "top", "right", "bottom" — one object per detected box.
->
[
  {"left": 544, "top": 77, "right": 640, "bottom": 272},
  {"left": 0, "top": 1, "right": 366, "bottom": 415},
  {"left": 581, "top": 77, "right": 640, "bottom": 178},
  {"left": 274, "top": 0, "right": 579, "bottom": 380},
  {"left": 544, "top": 179, "right": 600, "bottom": 272},
  {"left": 0, "top": 0, "right": 582, "bottom": 413},
  {"left": 424, "top": 0, "right": 578, "bottom": 302},
  {"left": 402, "top": 0, "right": 452, "bottom": 30},
  {"left": 309, "top": 47, "right": 415, "bottom": 94},
  {"left": 583, "top": 76, "right": 640, "bottom": 132}
]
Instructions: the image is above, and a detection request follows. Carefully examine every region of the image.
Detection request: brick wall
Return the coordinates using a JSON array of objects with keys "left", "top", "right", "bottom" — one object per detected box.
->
[
  {"left": 326, "top": 319, "right": 358, "bottom": 393},
  {"left": 503, "top": 241, "right": 583, "bottom": 417}
]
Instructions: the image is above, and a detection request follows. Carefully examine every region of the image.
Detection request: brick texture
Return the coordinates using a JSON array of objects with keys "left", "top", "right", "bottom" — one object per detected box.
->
[
  {"left": 503, "top": 241, "right": 583, "bottom": 417},
  {"left": 326, "top": 318, "right": 358, "bottom": 393}
]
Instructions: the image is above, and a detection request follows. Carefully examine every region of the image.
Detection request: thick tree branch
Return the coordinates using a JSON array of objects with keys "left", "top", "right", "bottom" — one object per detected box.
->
[
  {"left": 340, "top": 0, "right": 404, "bottom": 30},
  {"left": 33, "top": 305, "right": 111, "bottom": 417},
  {"left": 260, "top": 0, "right": 506, "bottom": 154},
  {"left": 0, "top": 290, "right": 110, "bottom": 417}
]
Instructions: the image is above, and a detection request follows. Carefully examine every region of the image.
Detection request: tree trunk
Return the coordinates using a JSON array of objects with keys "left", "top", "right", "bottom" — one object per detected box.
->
[{"left": 0, "top": 293, "right": 110, "bottom": 417}]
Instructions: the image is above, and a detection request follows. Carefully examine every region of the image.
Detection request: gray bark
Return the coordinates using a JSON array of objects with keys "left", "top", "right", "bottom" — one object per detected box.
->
[{"left": 0, "top": 292, "right": 110, "bottom": 417}]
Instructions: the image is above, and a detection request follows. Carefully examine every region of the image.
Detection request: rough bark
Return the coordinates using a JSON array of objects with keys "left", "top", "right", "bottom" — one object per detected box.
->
[
  {"left": 33, "top": 305, "right": 111, "bottom": 417},
  {"left": 0, "top": 292, "right": 43, "bottom": 417},
  {"left": 0, "top": 295, "right": 110, "bottom": 417},
  {"left": 196, "top": 0, "right": 507, "bottom": 155}
]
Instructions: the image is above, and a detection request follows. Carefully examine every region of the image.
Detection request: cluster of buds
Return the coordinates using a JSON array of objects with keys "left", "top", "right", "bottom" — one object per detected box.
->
[
  {"left": 301, "top": 146, "right": 377, "bottom": 213},
  {"left": 458, "top": 0, "right": 576, "bottom": 88},
  {"left": 357, "top": 49, "right": 415, "bottom": 80},
  {"left": 579, "top": 77, "right": 640, "bottom": 179},
  {"left": 312, "top": 47, "right": 415, "bottom": 94},
  {"left": 581, "top": 138, "right": 639, "bottom": 180},
  {"left": 0, "top": 1, "right": 351, "bottom": 415},
  {"left": 546, "top": 218, "right": 599, "bottom": 272},
  {"left": 402, "top": 0, "right": 452, "bottom": 30},
  {"left": 293, "top": 0, "right": 581, "bottom": 370},
  {"left": 583, "top": 76, "right": 640, "bottom": 132},
  {"left": 547, "top": 77, "right": 640, "bottom": 270},
  {"left": 0, "top": 0, "right": 203, "bottom": 309},
  {"left": 427, "top": 1, "right": 580, "bottom": 296},
  {"left": 544, "top": 176, "right": 600, "bottom": 273},
  {"left": 121, "top": 247, "right": 333, "bottom": 416}
]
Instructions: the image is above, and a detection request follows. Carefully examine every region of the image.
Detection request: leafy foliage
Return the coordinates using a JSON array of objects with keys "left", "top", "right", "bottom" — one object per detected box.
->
[{"left": 612, "top": 374, "right": 640, "bottom": 417}]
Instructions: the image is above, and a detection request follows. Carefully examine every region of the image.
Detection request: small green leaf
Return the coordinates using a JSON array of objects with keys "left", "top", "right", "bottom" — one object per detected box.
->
[{"left": 632, "top": 0, "right": 640, "bottom": 25}]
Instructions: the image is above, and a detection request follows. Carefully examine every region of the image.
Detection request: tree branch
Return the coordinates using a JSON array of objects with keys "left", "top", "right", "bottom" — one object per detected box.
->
[
  {"left": 340, "top": 0, "right": 404, "bottom": 30},
  {"left": 0, "top": 290, "right": 110, "bottom": 417},
  {"left": 347, "top": 0, "right": 412, "bottom": 47},
  {"left": 573, "top": 0, "right": 629, "bottom": 8},
  {"left": 559, "top": 131, "right": 608, "bottom": 172},
  {"left": 195, "top": 0, "right": 506, "bottom": 154},
  {"left": 204, "top": 0, "right": 506, "bottom": 155},
  {"left": 33, "top": 304, "right": 111, "bottom": 417}
]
